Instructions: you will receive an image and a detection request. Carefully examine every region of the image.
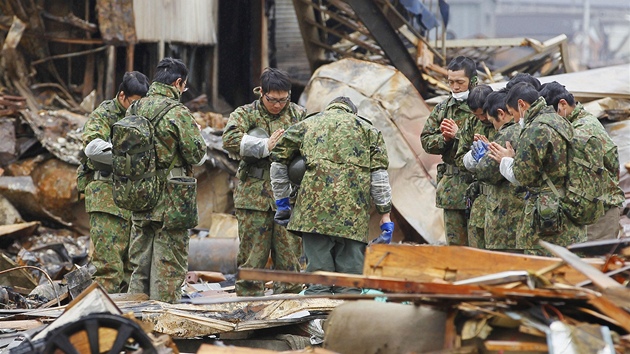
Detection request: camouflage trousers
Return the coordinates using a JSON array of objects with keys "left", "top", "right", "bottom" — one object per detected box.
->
[
  {"left": 302, "top": 233, "right": 364, "bottom": 295},
  {"left": 127, "top": 219, "right": 189, "bottom": 303},
  {"left": 235, "top": 208, "right": 302, "bottom": 296},
  {"left": 587, "top": 206, "right": 621, "bottom": 241},
  {"left": 89, "top": 212, "right": 131, "bottom": 293},
  {"left": 444, "top": 209, "right": 468, "bottom": 246}
]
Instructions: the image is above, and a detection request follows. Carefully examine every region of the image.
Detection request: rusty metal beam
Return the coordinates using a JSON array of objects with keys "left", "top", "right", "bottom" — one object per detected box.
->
[{"left": 342, "top": 0, "right": 428, "bottom": 98}]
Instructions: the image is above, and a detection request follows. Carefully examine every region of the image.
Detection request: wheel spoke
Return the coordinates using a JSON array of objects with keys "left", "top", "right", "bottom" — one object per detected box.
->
[
  {"left": 84, "top": 319, "right": 101, "bottom": 354},
  {"left": 107, "top": 323, "right": 134, "bottom": 354},
  {"left": 51, "top": 335, "right": 81, "bottom": 354}
]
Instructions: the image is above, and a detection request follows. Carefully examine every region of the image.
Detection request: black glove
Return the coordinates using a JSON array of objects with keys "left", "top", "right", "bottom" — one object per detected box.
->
[{"left": 274, "top": 197, "right": 292, "bottom": 226}]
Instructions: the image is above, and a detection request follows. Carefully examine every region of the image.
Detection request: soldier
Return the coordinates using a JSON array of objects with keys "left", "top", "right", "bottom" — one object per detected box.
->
[
  {"left": 81, "top": 71, "right": 149, "bottom": 293},
  {"left": 222, "top": 68, "right": 306, "bottom": 296},
  {"left": 455, "top": 85, "right": 496, "bottom": 248},
  {"left": 472, "top": 90, "right": 526, "bottom": 252},
  {"left": 421, "top": 56, "right": 477, "bottom": 245},
  {"left": 487, "top": 82, "right": 586, "bottom": 255},
  {"left": 126, "top": 58, "right": 206, "bottom": 303},
  {"left": 270, "top": 97, "right": 393, "bottom": 295},
  {"left": 540, "top": 81, "right": 624, "bottom": 240}
]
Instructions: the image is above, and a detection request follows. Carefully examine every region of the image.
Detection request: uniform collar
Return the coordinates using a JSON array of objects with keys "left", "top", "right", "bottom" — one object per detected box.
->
[
  {"left": 566, "top": 102, "right": 585, "bottom": 123},
  {"left": 524, "top": 96, "right": 547, "bottom": 124},
  {"left": 147, "top": 81, "right": 181, "bottom": 101},
  {"left": 445, "top": 95, "right": 472, "bottom": 112}
]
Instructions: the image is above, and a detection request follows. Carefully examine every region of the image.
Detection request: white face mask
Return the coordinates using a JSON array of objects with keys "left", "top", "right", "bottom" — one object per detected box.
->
[
  {"left": 519, "top": 118, "right": 525, "bottom": 128},
  {"left": 452, "top": 90, "right": 469, "bottom": 101}
]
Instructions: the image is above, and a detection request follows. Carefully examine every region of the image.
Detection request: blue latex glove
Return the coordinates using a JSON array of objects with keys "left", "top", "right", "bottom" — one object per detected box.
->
[
  {"left": 471, "top": 140, "right": 488, "bottom": 161},
  {"left": 369, "top": 222, "right": 395, "bottom": 245},
  {"left": 274, "top": 197, "right": 291, "bottom": 226}
]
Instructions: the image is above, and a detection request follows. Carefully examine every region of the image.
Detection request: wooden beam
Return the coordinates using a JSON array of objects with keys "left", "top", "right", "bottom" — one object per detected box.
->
[
  {"left": 588, "top": 293, "right": 630, "bottom": 333},
  {"left": 237, "top": 269, "right": 588, "bottom": 300},
  {"left": 104, "top": 45, "right": 116, "bottom": 99},
  {"left": 364, "top": 244, "right": 599, "bottom": 285},
  {"left": 484, "top": 340, "right": 548, "bottom": 352}
]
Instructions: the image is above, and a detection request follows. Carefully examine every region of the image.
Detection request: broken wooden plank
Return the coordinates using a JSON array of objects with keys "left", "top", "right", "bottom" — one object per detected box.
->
[
  {"left": 587, "top": 294, "right": 630, "bottom": 333},
  {"left": 539, "top": 241, "right": 623, "bottom": 290},
  {"left": 0, "top": 221, "right": 39, "bottom": 240},
  {"left": 363, "top": 244, "right": 598, "bottom": 285},
  {"left": 0, "top": 253, "right": 38, "bottom": 291},
  {"left": 238, "top": 269, "right": 589, "bottom": 300},
  {"left": 0, "top": 319, "right": 45, "bottom": 331},
  {"left": 484, "top": 340, "right": 548, "bottom": 352},
  {"left": 198, "top": 344, "right": 340, "bottom": 353}
]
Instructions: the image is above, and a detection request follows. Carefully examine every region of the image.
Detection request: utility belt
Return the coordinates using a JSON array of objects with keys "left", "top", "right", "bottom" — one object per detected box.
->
[
  {"left": 168, "top": 166, "right": 187, "bottom": 179},
  {"left": 94, "top": 170, "right": 112, "bottom": 182}
]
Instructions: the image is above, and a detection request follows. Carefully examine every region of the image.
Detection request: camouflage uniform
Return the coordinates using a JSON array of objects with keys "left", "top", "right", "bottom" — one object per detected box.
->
[
  {"left": 475, "top": 121, "right": 525, "bottom": 250},
  {"left": 81, "top": 98, "right": 133, "bottom": 293},
  {"left": 222, "top": 90, "right": 306, "bottom": 296},
  {"left": 271, "top": 102, "right": 391, "bottom": 294},
  {"left": 126, "top": 82, "right": 206, "bottom": 303},
  {"left": 566, "top": 103, "right": 624, "bottom": 240},
  {"left": 421, "top": 97, "right": 474, "bottom": 245},
  {"left": 513, "top": 97, "right": 586, "bottom": 255},
  {"left": 455, "top": 116, "right": 496, "bottom": 248}
]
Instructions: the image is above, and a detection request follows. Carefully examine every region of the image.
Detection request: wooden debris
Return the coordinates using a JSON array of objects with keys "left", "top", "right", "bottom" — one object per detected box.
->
[
  {"left": 363, "top": 244, "right": 599, "bottom": 285},
  {"left": 484, "top": 340, "right": 548, "bottom": 352},
  {"left": 238, "top": 269, "right": 589, "bottom": 300}
]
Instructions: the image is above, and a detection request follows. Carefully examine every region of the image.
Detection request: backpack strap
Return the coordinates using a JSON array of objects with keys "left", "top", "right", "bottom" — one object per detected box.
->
[
  {"left": 150, "top": 101, "right": 183, "bottom": 177},
  {"left": 541, "top": 172, "right": 565, "bottom": 198}
]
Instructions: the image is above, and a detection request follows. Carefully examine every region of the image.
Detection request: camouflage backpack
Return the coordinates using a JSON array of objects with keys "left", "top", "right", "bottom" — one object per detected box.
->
[
  {"left": 542, "top": 127, "right": 607, "bottom": 226},
  {"left": 110, "top": 101, "right": 176, "bottom": 211}
]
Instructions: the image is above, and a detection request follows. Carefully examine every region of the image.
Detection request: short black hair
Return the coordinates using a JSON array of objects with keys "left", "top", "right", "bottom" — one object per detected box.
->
[
  {"left": 467, "top": 85, "right": 493, "bottom": 111},
  {"left": 506, "top": 82, "right": 540, "bottom": 110},
  {"left": 261, "top": 67, "right": 291, "bottom": 92},
  {"left": 153, "top": 57, "right": 188, "bottom": 85},
  {"left": 539, "top": 81, "right": 575, "bottom": 111},
  {"left": 483, "top": 90, "right": 508, "bottom": 120},
  {"left": 119, "top": 71, "right": 149, "bottom": 97},
  {"left": 329, "top": 96, "right": 358, "bottom": 114},
  {"left": 505, "top": 73, "right": 542, "bottom": 91},
  {"left": 447, "top": 56, "right": 477, "bottom": 79}
]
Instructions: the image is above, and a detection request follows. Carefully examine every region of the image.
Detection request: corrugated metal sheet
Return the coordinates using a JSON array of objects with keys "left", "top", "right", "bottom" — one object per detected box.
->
[
  {"left": 133, "top": 0, "right": 218, "bottom": 45},
  {"left": 275, "top": 0, "right": 311, "bottom": 83}
]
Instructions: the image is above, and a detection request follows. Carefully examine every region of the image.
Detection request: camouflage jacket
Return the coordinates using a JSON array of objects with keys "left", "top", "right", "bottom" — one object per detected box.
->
[
  {"left": 476, "top": 121, "right": 524, "bottom": 249},
  {"left": 567, "top": 103, "right": 624, "bottom": 208},
  {"left": 421, "top": 96, "right": 474, "bottom": 209},
  {"left": 223, "top": 94, "right": 306, "bottom": 211},
  {"left": 455, "top": 115, "right": 497, "bottom": 228},
  {"left": 130, "top": 82, "right": 206, "bottom": 221},
  {"left": 81, "top": 98, "right": 131, "bottom": 219},
  {"left": 271, "top": 103, "right": 390, "bottom": 242},
  {"left": 514, "top": 97, "right": 585, "bottom": 249}
]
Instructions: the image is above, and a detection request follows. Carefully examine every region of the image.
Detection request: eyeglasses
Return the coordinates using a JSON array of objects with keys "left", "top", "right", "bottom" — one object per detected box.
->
[{"left": 264, "top": 93, "right": 291, "bottom": 104}]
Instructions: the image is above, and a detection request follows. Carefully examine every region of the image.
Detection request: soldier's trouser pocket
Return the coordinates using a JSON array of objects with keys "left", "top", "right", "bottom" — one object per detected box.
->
[
  {"left": 535, "top": 191, "right": 562, "bottom": 236},
  {"left": 163, "top": 177, "right": 198, "bottom": 230}
]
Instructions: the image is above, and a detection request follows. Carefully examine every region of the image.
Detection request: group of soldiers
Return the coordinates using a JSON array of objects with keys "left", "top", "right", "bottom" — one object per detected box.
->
[
  {"left": 422, "top": 56, "right": 624, "bottom": 256},
  {"left": 81, "top": 64, "right": 392, "bottom": 301},
  {"left": 81, "top": 58, "right": 206, "bottom": 303},
  {"left": 81, "top": 54, "right": 620, "bottom": 302},
  {"left": 223, "top": 68, "right": 393, "bottom": 296}
]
